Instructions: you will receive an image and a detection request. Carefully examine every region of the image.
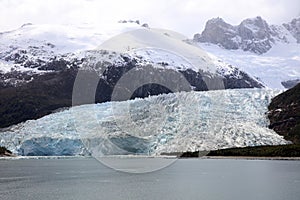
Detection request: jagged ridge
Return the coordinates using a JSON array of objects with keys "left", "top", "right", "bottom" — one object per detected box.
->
[{"left": 194, "top": 16, "right": 300, "bottom": 54}]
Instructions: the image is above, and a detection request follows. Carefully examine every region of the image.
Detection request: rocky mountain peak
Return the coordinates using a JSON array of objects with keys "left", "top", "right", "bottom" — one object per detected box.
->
[
  {"left": 283, "top": 17, "right": 300, "bottom": 43},
  {"left": 194, "top": 16, "right": 299, "bottom": 54},
  {"left": 206, "top": 17, "right": 230, "bottom": 26},
  {"left": 203, "top": 17, "right": 235, "bottom": 34},
  {"left": 193, "top": 17, "right": 238, "bottom": 50},
  {"left": 238, "top": 16, "right": 272, "bottom": 39},
  {"left": 118, "top": 19, "right": 140, "bottom": 25},
  {"left": 240, "top": 16, "right": 266, "bottom": 26},
  {"left": 21, "top": 23, "right": 33, "bottom": 28}
]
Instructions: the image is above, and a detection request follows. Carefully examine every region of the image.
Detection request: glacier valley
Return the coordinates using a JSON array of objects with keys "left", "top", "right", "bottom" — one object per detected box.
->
[{"left": 0, "top": 89, "right": 289, "bottom": 156}]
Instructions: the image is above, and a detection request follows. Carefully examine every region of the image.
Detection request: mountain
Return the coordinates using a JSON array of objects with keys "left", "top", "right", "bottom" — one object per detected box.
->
[
  {"left": 0, "top": 22, "right": 263, "bottom": 128},
  {"left": 268, "top": 83, "right": 300, "bottom": 144},
  {"left": 194, "top": 16, "right": 300, "bottom": 54},
  {"left": 283, "top": 17, "right": 300, "bottom": 43},
  {"left": 193, "top": 16, "right": 300, "bottom": 89},
  {"left": 0, "top": 89, "right": 288, "bottom": 156}
]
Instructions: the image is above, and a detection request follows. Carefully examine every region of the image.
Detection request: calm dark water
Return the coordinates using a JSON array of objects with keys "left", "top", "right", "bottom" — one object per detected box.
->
[{"left": 0, "top": 158, "right": 300, "bottom": 200}]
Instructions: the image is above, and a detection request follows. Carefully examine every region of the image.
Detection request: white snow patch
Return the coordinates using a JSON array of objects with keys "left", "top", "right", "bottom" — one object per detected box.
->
[
  {"left": 197, "top": 42, "right": 300, "bottom": 89},
  {"left": 98, "top": 28, "right": 218, "bottom": 74},
  {"left": 0, "top": 61, "right": 13, "bottom": 73}
]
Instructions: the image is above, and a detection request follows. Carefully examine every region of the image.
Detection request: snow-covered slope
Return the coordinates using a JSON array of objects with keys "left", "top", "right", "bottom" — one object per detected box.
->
[
  {"left": 0, "top": 21, "right": 262, "bottom": 88},
  {"left": 0, "top": 22, "right": 141, "bottom": 74},
  {"left": 0, "top": 22, "right": 141, "bottom": 54},
  {"left": 198, "top": 42, "right": 300, "bottom": 89},
  {"left": 0, "top": 89, "right": 289, "bottom": 156}
]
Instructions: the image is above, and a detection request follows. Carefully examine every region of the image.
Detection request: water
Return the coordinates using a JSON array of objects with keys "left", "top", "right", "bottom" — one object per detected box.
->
[{"left": 0, "top": 158, "right": 300, "bottom": 200}]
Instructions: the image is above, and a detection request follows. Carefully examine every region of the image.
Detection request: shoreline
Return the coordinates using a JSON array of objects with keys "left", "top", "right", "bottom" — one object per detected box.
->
[
  {"left": 1, "top": 155, "right": 300, "bottom": 161},
  {"left": 201, "top": 156, "right": 300, "bottom": 161}
]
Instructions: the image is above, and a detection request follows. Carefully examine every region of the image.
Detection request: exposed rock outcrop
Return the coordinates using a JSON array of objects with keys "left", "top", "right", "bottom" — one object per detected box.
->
[
  {"left": 0, "top": 146, "right": 14, "bottom": 157},
  {"left": 268, "top": 83, "right": 300, "bottom": 144},
  {"left": 281, "top": 79, "right": 300, "bottom": 89},
  {"left": 283, "top": 17, "right": 300, "bottom": 43}
]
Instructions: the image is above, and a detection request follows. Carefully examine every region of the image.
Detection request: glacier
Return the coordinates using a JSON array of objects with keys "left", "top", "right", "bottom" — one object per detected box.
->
[{"left": 0, "top": 89, "right": 289, "bottom": 156}]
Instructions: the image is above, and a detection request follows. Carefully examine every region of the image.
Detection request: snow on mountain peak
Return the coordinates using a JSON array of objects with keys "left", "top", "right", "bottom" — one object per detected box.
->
[
  {"left": 0, "top": 22, "right": 221, "bottom": 77},
  {"left": 97, "top": 28, "right": 218, "bottom": 74},
  {"left": 194, "top": 16, "right": 300, "bottom": 54},
  {"left": 21, "top": 23, "right": 33, "bottom": 28},
  {"left": 0, "top": 22, "right": 142, "bottom": 54},
  {"left": 239, "top": 16, "right": 270, "bottom": 34},
  {"left": 0, "top": 22, "right": 144, "bottom": 75}
]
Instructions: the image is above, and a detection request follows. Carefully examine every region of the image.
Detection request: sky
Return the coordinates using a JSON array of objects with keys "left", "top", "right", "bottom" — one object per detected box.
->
[{"left": 0, "top": 0, "right": 299, "bottom": 37}]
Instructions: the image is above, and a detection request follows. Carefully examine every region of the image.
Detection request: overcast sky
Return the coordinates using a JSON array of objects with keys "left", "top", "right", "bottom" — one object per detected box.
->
[{"left": 0, "top": 0, "right": 299, "bottom": 37}]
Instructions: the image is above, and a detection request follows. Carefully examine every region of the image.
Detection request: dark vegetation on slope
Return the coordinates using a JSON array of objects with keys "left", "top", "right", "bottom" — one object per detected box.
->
[
  {"left": 0, "top": 69, "right": 76, "bottom": 128},
  {"left": 268, "top": 83, "right": 300, "bottom": 144},
  {"left": 206, "top": 144, "right": 300, "bottom": 157},
  {"left": 178, "top": 144, "right": 300, "bottom": 157}
]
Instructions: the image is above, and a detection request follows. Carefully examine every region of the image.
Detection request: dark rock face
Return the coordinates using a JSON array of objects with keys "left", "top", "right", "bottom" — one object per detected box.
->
[
  {"left": 221, "top": 68, "right": 264, "bottom": 89},
  {"left": 194, "top": 16, "right": 300, "bottom": 54},
  {"left": 283, "top": 17, "right": 300, "bottom": 43},
  {"left": 194, "top": 18, "right": 239, "bottom": 50},
  {"left": 268, "top": 83, "right": 300, "bottom": 144},
  {"left": 0, "top": 146, "right": 12, "bottom": 156},
  {"left": 238, "top": 17, "right": 274, "bottom": 54}
]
